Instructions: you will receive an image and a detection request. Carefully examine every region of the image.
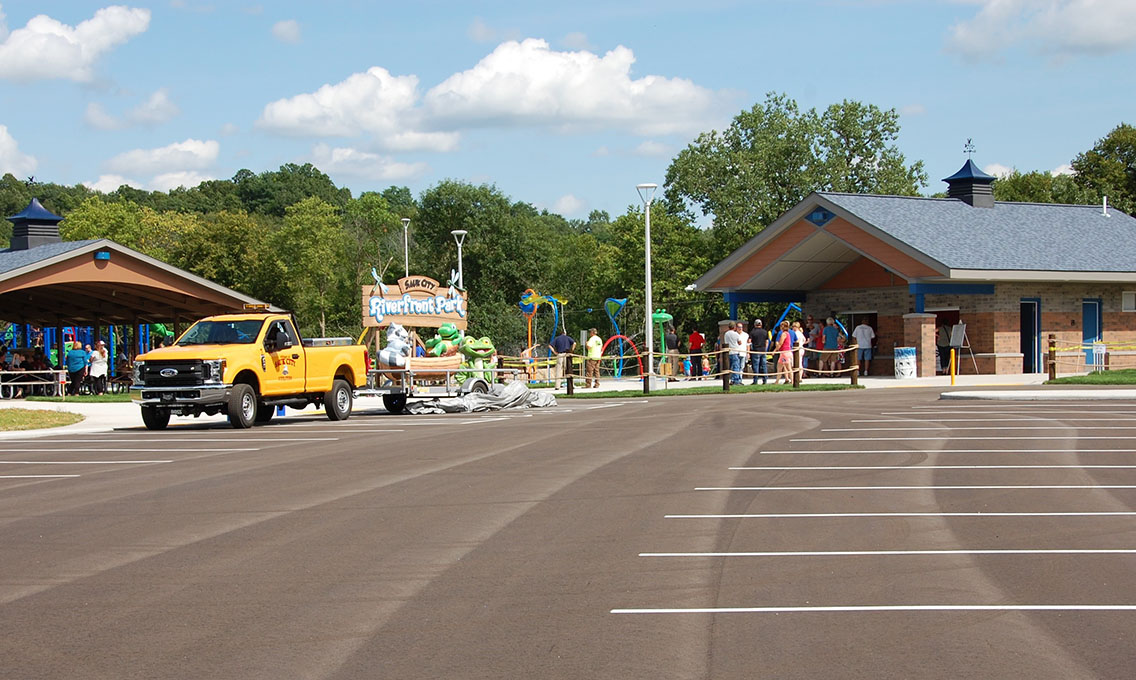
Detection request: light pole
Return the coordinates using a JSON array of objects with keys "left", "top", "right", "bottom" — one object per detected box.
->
[
  {"left": 637, "top": 182, "right": 657, "bottom": 378},
  {"left": 401, "top": 217, "right": 410, "bottom": 278},
  {"left": 451, "top": 229, "right": 468, "bottom": 289}
]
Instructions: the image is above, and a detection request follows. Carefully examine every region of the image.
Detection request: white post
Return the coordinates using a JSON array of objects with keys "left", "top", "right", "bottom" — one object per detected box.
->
[
  {"left": 637, "top": 183, "right": 658, "bottom": 377},
  {"left": 401, "top": 217, "right": 410, "bottom": 278},
  {"left": 451, "top": 229, "right": 468, "bottom": 289}
]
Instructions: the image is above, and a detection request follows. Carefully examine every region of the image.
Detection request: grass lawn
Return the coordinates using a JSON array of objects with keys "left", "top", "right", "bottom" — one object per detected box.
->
[
  {"left": 26, "top": 392, "right": 134, "bottom": 403},
  {"left": 1046, "top": 369, "right": 1136, "bottom": 385},
  {"left": 0, "top": 408, "right": 84, "bottom": 431},
  {"left": 560, "top": 382, "right": 861, "bottom": 399}
]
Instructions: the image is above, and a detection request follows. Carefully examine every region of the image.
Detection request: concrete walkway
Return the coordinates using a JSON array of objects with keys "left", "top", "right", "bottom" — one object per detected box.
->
[{"left": 0, "top": 371, "right": 1123, "bottom": 439}]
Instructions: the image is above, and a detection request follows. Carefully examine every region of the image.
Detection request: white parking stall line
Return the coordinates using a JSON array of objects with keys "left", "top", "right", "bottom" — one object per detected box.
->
[
  {"left": 823, "top": 426, "right": 1136, "bottom": 432},
  {"left": 666, "top": 511, "right": 1136, "bottom": 518},
  {"left": 0, "top": 438, "right": 339, "bottom": 443},
  {"left": 245, "top": 429, "right": 403, "bottom": 434},
  {"left": 730, "top": 465, "right": 1136, "bottom": 470},
  {"left": 880, "top": 410, "right": 1136, "bottom": 416},
  {"left": 853, "top": 418, "right": 1136, "bottom": 423},
  {"left": 587, "top": 403, "right": 624, "bottom": 410},
  {"left": 0, "top": 448, "right": 259, "bottom": 453},
  {"left": 792, "top": 436, "right": 1136, "bottom": 442},
  {"left": 0, "top": 475, "right": 80, "bottom": 479},
  {"left": 696, "top": 485, "right": 1136, "bottom": 490},
  {"left": 761, "top": 449, "right": 1136, "bottom": 454},
  {"left": 640, "top": 549, "right": 1136, "bottom": 557},
  {"left": 911, "top": 404, "right": 1136, "bottom": 409},
  {"left": 0, "top": 460, "right": 171, "bottom": 465},
  {"left": 613, "top": 605, "right": 1136, "bottom": 614}
]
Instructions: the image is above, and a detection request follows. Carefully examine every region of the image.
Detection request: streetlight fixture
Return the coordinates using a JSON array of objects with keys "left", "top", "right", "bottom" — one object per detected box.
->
[
  {"left": 451, "top": 229, "right": 468, "bottom": 289},
  {"left": 400, "top": 217, "right": 411, "bottom": 278},
  {"left": 637, "top": 182, "right": 658, "bottom": 378}
]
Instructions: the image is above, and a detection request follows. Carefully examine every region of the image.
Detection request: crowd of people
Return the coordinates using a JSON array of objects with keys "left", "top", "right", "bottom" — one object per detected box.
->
[{"left": 0, "top": 339, "right": 113, "bottom": 398}]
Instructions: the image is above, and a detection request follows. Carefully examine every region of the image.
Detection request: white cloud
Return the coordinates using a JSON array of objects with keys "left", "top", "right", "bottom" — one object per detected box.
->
[
  {"left": 592, "top": 146, "right": 610, "bottom": 157},
  {"left": 1051, "top": 164, "right": 1075, "bottom": 176},
  {"left": 0, "top": 5, "right": 8, "bottom": 42},
  {"left": 0, "top": 123, "right": 36, "bottom": 176},
  {"left": 633, "top": 140, "right": 671, "bottom": 157},
  {"left": 900, "top": 103, "right": 926, "bottom": 116},
  {"left": 150, "top": 171, "right": 212, "bottom": 192},
  {"left": 552, "top": 194, "right": 585, "bottom": 216},
  {"left": 309, "top": 143, "right": 427, "bottom": 181},
  {"left": 424, "top": 39, "right": 729, "bottom": 136},
  {"left": 105, "top": 138, "right": 219, "bottom": 175},
  {"left": 983, "top": 162, "right": 1014, "bottom": 178},
  {"left": 947, "top": 0, "right": 1136, "bottom": 59},
  {"left": 0, "top": 5, "right": 150, "bottom": 82},
  {"left": 257, "top": 66, "right": 423, "bottom": 140},
  {"left": 382, "top": 131, "right": 459, "bottom": 152},
  {"left": 561, "top": 32, "right": 592, "bottom": 50},
  {"left": 83, "top": 174, "right": 141, "bottom": 192},
  {"left": 272, "top": 19, "right": 300, "bottom": 44},
  {"left": 89, "top": 88, "right": 180, "bottom": 129},
  {"left": 85, "top": 102, "right": 121, "bottom": 130},
  {"left": 220, "top": 122, "right": 239, "bottom": 136},
  {"left": 468, "top": 17, "right": 495, "bottom": 43}
]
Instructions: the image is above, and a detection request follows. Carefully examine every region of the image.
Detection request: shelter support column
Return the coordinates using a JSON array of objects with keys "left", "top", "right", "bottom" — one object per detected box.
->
[{"left": 903, "top": 313, "right": 937, "bottom": 378}]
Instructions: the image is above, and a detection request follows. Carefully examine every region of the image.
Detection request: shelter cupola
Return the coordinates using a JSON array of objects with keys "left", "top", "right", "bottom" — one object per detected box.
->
[
  {"left": 7, "top": 197, "right": 63, "bottom": 251},
  {"left": 942, "top": 159, "right": 996, "bottom": 208}
]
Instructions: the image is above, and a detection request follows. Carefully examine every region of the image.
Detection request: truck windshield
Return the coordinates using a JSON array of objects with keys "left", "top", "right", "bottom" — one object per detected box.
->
[{"left": 176, "top": 320, "right": 265, "bottom": 345}]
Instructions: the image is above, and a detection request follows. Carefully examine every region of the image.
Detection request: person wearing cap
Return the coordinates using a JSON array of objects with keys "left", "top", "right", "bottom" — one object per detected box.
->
[
  {"left": 88, "top": 340, "right": 110, "bottom": 395},
  {"left": 584, "top": 328, "right": 603, "bottom": 388},
  {"left": 748, "top": 318, "right": 771, "bottom": 385}
]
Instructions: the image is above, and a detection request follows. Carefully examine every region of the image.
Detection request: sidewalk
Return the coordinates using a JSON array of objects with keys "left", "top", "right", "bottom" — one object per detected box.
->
[{"left": 0, "top": 371, "right": 1117, "bottom": 439}]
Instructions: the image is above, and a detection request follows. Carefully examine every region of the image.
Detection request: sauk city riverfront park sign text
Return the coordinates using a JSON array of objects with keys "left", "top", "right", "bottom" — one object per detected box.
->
[{"left": 362, "top": 276, "right": 467, "bottom": 329}]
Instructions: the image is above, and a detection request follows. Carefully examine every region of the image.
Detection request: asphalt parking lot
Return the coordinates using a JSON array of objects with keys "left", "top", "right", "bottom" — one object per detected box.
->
[{"left": 1, "top": 388, "right": 1134, "bottom": 679}]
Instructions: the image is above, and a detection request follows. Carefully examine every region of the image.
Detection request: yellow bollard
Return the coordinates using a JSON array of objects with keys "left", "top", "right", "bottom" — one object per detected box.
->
[{"left": 950, "top": 349, "right": 956, "bottom": 385}]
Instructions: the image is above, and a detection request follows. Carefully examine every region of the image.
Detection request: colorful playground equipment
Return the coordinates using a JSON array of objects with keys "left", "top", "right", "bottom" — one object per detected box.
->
[
  {"left": 604, "top": 298, "right": 629, "bottom": 378},
  {"left": 517, "top": 289, "right": 565, "bottom": 351}
]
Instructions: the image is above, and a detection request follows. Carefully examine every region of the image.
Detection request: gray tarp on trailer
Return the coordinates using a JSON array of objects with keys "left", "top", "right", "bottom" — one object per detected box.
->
[{"left": 405, "top": 380, "right": 558, "bottom": 414}]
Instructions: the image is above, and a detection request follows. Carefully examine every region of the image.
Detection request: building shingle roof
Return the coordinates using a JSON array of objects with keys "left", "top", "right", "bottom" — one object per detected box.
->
[
  {"left": 0, "top": 240, "right": 99, "bottom": 276},
  {"left": 819, "top": 193, "right": 1136, "bottom": 272}
]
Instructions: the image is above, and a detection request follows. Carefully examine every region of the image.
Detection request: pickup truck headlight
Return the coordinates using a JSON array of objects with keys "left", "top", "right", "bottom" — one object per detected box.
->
[
  {"left": 203, "top": 359, "right": 226, "bottom": 384},
  {"left": 133, "top": 361, "right": 144, "bottom": 384}
]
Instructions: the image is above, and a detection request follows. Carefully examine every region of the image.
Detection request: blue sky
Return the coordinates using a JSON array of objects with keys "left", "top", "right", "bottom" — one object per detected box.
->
[{"left": 0, "top": 1, "right": 1133, "bottom": 221}]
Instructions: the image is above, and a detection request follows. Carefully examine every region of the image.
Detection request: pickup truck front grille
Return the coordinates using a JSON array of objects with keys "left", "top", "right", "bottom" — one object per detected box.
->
[{"left": 140, "top": 360, "right": 205, "bottom": 387}]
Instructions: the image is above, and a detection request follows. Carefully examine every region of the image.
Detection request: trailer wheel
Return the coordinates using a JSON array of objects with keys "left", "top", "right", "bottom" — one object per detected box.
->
[
  {"left": 382, "top": 394, "right": 407, "bottom": 414},
  {"left": 325, "top": 379, "right": 352, "bottom": 421},
  {"left": 228, "top": 383, "right": 257, "bottom": 429},
  {"left": 141, "top": 406, "right": 170, "bottom": 430},
  {"left": 461, "top": 378, "right": 490, "bottom": 395}
]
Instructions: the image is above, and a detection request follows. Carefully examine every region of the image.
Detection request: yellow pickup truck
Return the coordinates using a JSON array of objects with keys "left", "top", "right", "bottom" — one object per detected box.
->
[{"left": 131, "top": 310, "right": 368, "bottom": 430}]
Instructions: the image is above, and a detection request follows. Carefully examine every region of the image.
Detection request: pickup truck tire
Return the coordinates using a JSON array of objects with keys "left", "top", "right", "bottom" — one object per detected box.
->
[
  {"left": 325, "top": 379, "right": 352, "bottom": 421},
  {"left": 382, "top": 394, "right": 407, "bottom": 414},
  {"left": 228, "top": 383, "right": 257, "bottom": 429},
  {"left": 255, "top": 403, "right": 274, "bottom": 424},
  {"left": 141, "top": 406, "right": 170, "bottom": 430}
]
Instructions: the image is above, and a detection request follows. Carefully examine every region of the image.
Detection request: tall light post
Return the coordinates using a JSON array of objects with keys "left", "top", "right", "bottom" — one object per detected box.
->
[
  {"left": 450, "top": 229, "right": 468, "bottom": 289},
  {"left": 401, "top": 217, "right": 411, "bottom": 278},
  {"left": 637, "top": 183, "right": 657, "bottom": 378}
]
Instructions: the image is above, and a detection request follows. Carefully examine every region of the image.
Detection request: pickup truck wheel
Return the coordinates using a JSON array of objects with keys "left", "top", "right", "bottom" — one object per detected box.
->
[
  {"left": 325, "top": 379, "right": 352, "bottom": 421},
  {"left": 255, "top": 403, "right": 274, "bottom": 424},
  {"left": 228, "top": 383, "right": 257, "bottom": 429},
  {"left": 382, "top": 394, "right": 406, "bottom": 414},
  {"left": 141, "top": 406, "right": 170, "bottom": 430}
]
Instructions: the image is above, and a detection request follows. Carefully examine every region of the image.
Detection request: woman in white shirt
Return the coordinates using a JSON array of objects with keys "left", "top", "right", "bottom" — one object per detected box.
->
[{"left": 88, "top": 340, "right": 109, "bottom": 395}]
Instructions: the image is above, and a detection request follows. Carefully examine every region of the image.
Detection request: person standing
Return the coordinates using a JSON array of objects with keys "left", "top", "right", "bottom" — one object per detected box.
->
[
  {"left": 664, "top": 325, "right": 680, "bottom": 378},
  {"left": 584, "top": 328, "right": 602, "bottom": 388},
  {"left": 723, "top": 321, "right": 745, "bottom": 385},
  {"left": 937, "top": 322, "right": 951, "bottom": 374},
  {"left": 851, "top": 319, "right": 876, "bottom": 376},
  {"left": 88, "top": 340, "right": 109, "bottom": 395},
  {"left": 64, "top": 342, "right": 89, "bottom": 396},
  {"left": 749, "top": 319, "right": 771, "bottom": 385},
  {"left": 687, "top": 327, "right": 705, "bottom": 379},
  {"left": 774, "top": 321, "right": 793, "bottom": 384},
  {"left": 550, "top": 329, "right": 576, "bottom": 389},
  {"left": 822, "top": 317, "right": 840, "bottom": 377}
]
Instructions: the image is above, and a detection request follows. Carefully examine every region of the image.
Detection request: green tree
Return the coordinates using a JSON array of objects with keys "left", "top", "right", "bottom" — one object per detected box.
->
[
  {"left": 993, "top": 170, "right": 1096, "bottom": 204},
  {"left": 665, "top": 93, "right": 926, "bottom": 254},
  {"left": 273, "top": 197, "right": 348, "bottom": 336},
  {"left": 60, "top": 196, "right": 146, "bottom": 247},
  {"left": 235, "top": 163, "right": 351, "bottom": 218},
  {"left": 1072, "top": 123, "right": 1136, "bottom": 216},
  {"left": 343, "top": 192, "right": 402, "bottom": 287}
]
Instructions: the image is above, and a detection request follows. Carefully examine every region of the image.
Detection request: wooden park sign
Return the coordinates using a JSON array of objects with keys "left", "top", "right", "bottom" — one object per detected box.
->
[{"left": 361, "top": 276, "right": 467, "bottom": 329}]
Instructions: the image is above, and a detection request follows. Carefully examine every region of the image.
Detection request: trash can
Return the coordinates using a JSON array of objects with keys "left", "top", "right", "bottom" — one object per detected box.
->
[{"left": 894, "top": 347, "right": 917, "bottom": 379}]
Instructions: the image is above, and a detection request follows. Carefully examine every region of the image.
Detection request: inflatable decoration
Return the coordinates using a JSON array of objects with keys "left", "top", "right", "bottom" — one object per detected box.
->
[
  {"left": 456, "top": 335, "right": 496, "bottom": 383},
  {"left": 378, "top": 323, "right": 411, "bottom": 370},
  {"left": 426, "top": 323, "right": 464, "bottom": 357}
]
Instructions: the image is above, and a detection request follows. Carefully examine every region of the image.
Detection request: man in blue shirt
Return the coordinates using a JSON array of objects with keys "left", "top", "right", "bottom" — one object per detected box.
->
[
  {"left": 822, "top": 317, "right": 840, "bottom": 377},
  {"left": 550, "top": 330, "right": 576, "bottom": 389},
  {"left": 64, "top": 342, "right": 90, "bottom": 395}
]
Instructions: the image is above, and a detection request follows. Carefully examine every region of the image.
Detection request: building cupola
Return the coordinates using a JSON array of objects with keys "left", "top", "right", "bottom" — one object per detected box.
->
[
  {"left": 6, "top": 198, "right": 63, "bottom": 251},
  {"left": 942, "top": 159, "right": 996, "bottom": 208}
]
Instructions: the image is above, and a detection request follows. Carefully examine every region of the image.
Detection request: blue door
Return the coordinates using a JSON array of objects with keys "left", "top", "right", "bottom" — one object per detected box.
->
[{"left": 1082, "top": 299, "right": 1102, "bottom": 364}]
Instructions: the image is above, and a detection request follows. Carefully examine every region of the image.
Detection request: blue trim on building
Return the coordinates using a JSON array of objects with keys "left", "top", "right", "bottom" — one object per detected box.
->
[
  {"left": 723, "top": 291, "right": 806, "bottom": 303},
  {"left": 805, "top": 208, "right": 835, "bottom": 227},
  {"left": 908, "top": 283, "right": 995, "bottom": 296}
]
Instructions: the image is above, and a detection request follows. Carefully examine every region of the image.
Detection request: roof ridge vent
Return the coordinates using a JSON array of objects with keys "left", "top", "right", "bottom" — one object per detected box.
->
[{"left": 1103, "top": 196, "right": 1110, "bottom": 217}]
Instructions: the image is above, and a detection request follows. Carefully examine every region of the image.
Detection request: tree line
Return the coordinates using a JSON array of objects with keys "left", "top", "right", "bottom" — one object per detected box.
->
[{"left": 2, "top": 94, "right": 1131, "bottom": 353}]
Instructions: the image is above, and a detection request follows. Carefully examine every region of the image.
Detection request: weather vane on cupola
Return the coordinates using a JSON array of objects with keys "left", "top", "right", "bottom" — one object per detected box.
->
[{"left": 963, "top": 138, "right": 976, "bottom": 158}]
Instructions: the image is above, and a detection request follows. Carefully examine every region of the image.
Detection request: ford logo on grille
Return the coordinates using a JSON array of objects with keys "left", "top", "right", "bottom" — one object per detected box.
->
[{"left": 159, "top": 368, "right": 179, "bottom": 378}]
